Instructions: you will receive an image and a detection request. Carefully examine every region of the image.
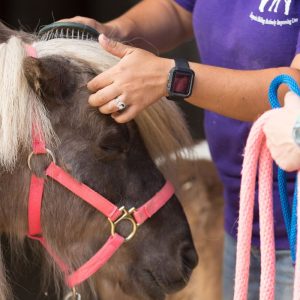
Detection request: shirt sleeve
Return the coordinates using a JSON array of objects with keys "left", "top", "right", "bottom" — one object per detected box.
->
[{"left": 174, "top": 0, "right": 196, "bottom": 12}]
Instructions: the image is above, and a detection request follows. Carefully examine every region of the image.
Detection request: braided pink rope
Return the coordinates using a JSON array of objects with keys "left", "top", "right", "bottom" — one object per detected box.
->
[
  {"left": 234, "top": 111, "right": 276, "bottom": 300},
  {"left": 258, "top": 140, "right": 275, "bottom": 299}
]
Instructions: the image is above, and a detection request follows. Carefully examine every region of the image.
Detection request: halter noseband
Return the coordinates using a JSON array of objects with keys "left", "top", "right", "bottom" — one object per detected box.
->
[{"left": 26, "top": 45, "right": 175, "bottom": 290}]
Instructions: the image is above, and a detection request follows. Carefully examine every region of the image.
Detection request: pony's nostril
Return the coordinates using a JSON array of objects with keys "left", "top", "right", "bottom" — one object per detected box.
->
[{"left": 181, "top": 246, "right": 198, "bottom": 270}]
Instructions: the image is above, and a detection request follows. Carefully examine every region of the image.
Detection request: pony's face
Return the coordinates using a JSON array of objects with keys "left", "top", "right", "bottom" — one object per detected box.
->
[{"left": 22, "top": 52, "right": 198, "bottom": 299}]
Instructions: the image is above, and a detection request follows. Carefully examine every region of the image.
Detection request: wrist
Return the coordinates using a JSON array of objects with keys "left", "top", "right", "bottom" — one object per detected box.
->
[{"left": 160, "top": 58, "right": 174, "bottom": 98}]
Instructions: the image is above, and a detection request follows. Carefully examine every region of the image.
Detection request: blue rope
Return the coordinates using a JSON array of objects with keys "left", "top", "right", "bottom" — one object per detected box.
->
[
  {"left": 268, "top": 74, "right": 300, "bottom": 108},
  {"left": 291, "top": 180, "right": 298, "bottom": 262},
  {"left": 268, "top": 74, "right": 300, "bottom": 263},
  {"left": 277, "top": 169, "right": 291, "bottom": 242}
]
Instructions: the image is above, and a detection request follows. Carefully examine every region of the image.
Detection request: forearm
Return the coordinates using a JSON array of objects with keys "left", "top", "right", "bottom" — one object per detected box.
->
[
  {"left": 104, "top": 0, "right": 193, "bottom": 52},
  {"left": 187, "top": 62, "right": 300, "bottom": 122},
  {"left": 87, "top": 36, "right": 300, "bottom": 124}
]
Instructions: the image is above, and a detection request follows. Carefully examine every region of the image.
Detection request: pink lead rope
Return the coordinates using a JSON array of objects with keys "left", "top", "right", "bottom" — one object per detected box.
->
[
  {"left": 234, "top": 108, "right": 300, "bottom": 300},
  {"left": 234, "top": 111, "right": 276, "bottom": 300}
]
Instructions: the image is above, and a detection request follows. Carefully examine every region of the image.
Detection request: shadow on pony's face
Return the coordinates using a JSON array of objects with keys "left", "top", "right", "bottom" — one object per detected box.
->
[{"left": 0, "top": 32, "right": 197, "bottom": 299}]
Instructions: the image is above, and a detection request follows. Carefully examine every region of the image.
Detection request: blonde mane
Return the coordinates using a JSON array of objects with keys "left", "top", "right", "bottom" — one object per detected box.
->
[
  {"left": 0, "top": 37, "right": 54, "bottom": 170},
  {"left": 0, "top": 37, "right": 193, "bottom": 184}
]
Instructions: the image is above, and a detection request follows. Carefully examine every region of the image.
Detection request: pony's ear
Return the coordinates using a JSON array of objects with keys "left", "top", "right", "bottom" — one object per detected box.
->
[
  {"left": 0, "top": 22, "right": 16, "bottom": 43},
  {"left": 0, "top": 22, "right": 32, "bottom": 43},
  {"left": 23, "top": 56, "right": 78, "bottom": 103}
]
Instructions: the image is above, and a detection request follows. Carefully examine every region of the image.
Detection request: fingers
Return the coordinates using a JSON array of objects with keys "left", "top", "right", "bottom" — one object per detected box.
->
[
  {"left": 88, "top": 84, "right": 119, "bottom": 106},
  {"left": 87, "top": 37, "right": 137, "bottom": 92},
  {"left": 88, "top": 80, "right": 143, "bottom": 123},
  {"left": 284, "top": 91, "right": 300, "bottom": 109},
  {"left": 91, "top": 91, "right": 138, "bottom": 123},
  {"left": 99, "top": 97, "right": 127, "bottom": 114},
  {"left": 58, "top": 16, "right": 97, "bottom": 29},
  {"left": 87, "top": 37, "right": 163, "bottom": 123},
  {"left": 98, "top": 34, "right": 134, "bottom": 58},
  {"left": 111, "top": 105, "right": 139, "bottom": 123},
  {"left": 87, "top": 71, "right": 114, "bottom": 93}
]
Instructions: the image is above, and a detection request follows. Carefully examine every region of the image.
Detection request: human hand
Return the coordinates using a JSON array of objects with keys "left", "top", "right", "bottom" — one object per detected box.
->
[
  {"left": 58, "top": 16, "right": 111, "bottom": 35},
  {"left": 263, "top": 91, "right": 300, "bottom": 171},
  {"left": 87, "top": 34, "right": 173, "bottom": 123}
]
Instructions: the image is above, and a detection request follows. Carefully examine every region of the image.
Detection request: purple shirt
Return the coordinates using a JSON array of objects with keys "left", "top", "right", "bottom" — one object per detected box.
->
[{"left": 175, "top": 0, "right": 300, "bottom": 249}]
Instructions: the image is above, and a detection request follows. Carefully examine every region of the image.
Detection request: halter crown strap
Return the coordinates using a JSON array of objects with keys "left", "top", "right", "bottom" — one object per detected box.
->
[{"left": 32, "top": 124, "right": 47, "bottom": 154}]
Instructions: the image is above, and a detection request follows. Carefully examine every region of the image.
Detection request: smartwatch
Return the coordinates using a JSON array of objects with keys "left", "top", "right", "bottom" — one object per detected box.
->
[{"left": 166, "top": 58, "right": 195, "bottom": 101}]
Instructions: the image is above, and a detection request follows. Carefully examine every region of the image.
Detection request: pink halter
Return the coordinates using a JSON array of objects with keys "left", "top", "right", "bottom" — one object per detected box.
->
[
  {"left": 25, "top": 45, "right": 175, "bottom": 289},
  {"left": 234, "top": 109, "right": 300, "bottom": 300}
]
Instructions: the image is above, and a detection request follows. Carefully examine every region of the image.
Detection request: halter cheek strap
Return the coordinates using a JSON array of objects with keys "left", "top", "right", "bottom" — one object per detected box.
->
[{"left": 25, "top": 43, "right": 175, "bottom": 289}]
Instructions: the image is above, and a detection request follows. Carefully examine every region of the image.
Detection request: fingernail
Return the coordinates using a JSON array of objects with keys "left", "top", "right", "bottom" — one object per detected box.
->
[
  {"left": 88, "top": 94, "right": 94, "bottom": 105},
  {"left": 87, "top": 80, "right": 95, "bottom": 92},
  {"left": 99, "top": 34, "right": 109, "bottom": 43}
]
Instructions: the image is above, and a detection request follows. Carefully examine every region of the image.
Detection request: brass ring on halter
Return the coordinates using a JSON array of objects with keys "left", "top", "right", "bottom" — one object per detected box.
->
[
  {"left": 63, "top": 287, "right": 82, "bottom": 300},
  {"left": 108, "top": 206, "right": 138, "bottom": 242},
  {"left": 27, "top": 149, "right": 56, "bottom": 171}
]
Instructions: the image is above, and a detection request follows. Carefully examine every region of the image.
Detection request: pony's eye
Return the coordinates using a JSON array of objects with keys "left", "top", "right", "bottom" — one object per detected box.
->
[
  {"left": 98, "top": 124, "right": 130, "bottom": 155},
  {"left": 97, "top": 143, "right": 129, "bottom": 161},
  {"left": 100, "top": 144, "right": 120, "bottom": 152},
  {"left": 99, "top": 143, "right": 129, "bottom": 153}
]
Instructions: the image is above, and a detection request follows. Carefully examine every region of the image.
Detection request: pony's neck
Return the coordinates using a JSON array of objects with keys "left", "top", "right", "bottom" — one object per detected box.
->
[{"left": 0, "top": 160, "right": 29, "bottom": 237}]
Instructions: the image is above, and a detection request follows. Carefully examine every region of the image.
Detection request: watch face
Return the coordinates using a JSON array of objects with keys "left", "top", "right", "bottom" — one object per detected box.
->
[
  {"left": 293, "top": 124, "right": 300, "bottom": 146},
  {"left": 171, "top": 70, "right": 194, "bottom": 96}
]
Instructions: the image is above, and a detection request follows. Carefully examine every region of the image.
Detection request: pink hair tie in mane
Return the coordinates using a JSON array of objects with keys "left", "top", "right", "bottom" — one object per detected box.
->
[{"left": 25, "top": 44, "right": 37, "bottom": 58}]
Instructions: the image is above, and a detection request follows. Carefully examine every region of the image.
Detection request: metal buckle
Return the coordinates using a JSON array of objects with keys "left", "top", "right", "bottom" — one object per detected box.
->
[
  {"left": 27, "top": 149, "right": 56, "bottom": 171},
  {"left": 108, "top": 207, "right": 138, "bottom": 242}
]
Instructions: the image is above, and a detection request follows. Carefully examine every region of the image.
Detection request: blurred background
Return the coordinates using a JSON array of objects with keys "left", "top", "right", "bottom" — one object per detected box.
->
[{"left": 1, "top": 0, "right": 204, "bottom": 140}]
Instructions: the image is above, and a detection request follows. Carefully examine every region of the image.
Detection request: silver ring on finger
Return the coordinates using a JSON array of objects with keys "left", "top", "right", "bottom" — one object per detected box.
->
[{"left": 113, "top": 97, "right": 127, "bottom": 111}]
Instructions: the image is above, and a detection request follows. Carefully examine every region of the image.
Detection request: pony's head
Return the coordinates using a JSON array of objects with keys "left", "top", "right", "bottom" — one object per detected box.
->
[{"left": 0, "top": 24, "right": 197, "bottom": 300}]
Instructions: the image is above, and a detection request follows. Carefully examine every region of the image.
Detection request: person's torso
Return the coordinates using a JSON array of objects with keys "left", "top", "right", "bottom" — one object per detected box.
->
[
  {"left": 193, "top": 0, "right": 300, "bottom": 69},
  {"left": 192, "top": 0, "right": 300, "bottom": 248}
]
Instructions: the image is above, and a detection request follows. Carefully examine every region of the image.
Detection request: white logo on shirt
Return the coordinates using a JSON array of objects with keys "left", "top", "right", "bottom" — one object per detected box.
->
[
  {"left": 249, "top": 0, "right": 298, "bottom": 26},
  {"left": 259, "top": 0, "right": 292, "bottom": 15}
]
